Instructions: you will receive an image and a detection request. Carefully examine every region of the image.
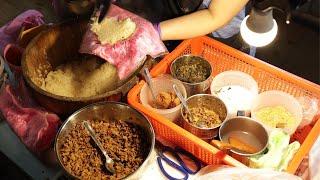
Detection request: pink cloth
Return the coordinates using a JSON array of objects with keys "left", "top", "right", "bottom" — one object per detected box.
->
[
  {"left": 80, "top": 4, "right": 167, "bottom": 80},
  {"left": 0, "top": 78, "right": 61, "bottom": 154},
  {"left": 0, "top": 10, "right": 44, "bottom": 56},
  {"left": 0, "top": 10, "right": 61, "bottom": 154},
  {"left": 0, "top": 10, "right": 44, "bottom": 74}
]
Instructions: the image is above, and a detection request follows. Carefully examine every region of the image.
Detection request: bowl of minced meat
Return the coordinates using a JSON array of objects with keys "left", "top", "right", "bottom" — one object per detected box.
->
[
  {"left": 181, "top": 94, "right": 228, "bottom": 140},
  {"left": 55, "top": 102, "right": 155, "bottom": 179}
]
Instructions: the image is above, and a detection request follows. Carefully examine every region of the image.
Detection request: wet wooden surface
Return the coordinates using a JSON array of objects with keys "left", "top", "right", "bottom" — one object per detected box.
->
[{"left": 0, "top": 0, "right": 57, "bottom": 26}]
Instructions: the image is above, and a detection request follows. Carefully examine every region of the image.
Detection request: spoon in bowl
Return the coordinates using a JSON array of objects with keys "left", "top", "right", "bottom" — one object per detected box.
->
[
  {"left": 172, "top": 84, "right": 196, "bottom": 123},
  {"left": 83, "top": 121, "right": 115, "bottom": 174},
  {"left": 143, "top": 68, "right": 162, "bottom": 108}
]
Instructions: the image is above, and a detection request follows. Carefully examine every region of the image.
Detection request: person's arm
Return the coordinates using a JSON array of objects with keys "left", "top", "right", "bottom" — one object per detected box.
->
[{"left": 159, "top": 0, "right": 249, "bottom": 41}]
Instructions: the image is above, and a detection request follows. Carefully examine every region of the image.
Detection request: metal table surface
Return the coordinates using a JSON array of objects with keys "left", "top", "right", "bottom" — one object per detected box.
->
[{"left": 0, "top": 118, "right": 63, "bottom": 180}]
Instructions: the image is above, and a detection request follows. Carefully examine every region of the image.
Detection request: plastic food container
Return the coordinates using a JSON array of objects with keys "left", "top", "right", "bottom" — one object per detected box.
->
[
  {"left": 140, "top": 75, "right": 187, "bottom": 121},
  {"left": 251, "top": 90, "right": 303, "bottom": 135},
  {"left": 210, "top": 71, "right": 259, "bottom": 117},
  {"left": 297, "top": 96, "right": 319, "bottom": 129}
]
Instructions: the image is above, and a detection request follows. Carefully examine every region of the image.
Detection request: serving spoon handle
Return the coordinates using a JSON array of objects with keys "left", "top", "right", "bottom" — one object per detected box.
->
[
  {"left": 83, "top": 121, "right": 115, "bottom": 174},
  {"left": 173, "top": 84, "right": 195, "bottom": 122},
  {"left": 143, "top": 68, "right": 157, "bottom": 100}
]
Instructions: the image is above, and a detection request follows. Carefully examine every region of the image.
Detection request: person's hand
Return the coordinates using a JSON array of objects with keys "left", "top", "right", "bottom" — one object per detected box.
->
[
  {"left": 96, "top": 0, "right": 112, "bottom": 23},
  {"left": 68, "top": 0, "right": 112, "bottom": 16},
  {"left": 53, "top": 0, "right": 112, "bottom": 21},
  {"left": 50, "top": 0, "right": 95, "bottom": 19},
  {"left": 67, "top": 0, "right": 95, "bottom": 16}
]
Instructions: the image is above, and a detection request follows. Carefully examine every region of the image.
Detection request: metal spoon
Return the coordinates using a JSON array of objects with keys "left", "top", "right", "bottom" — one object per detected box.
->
[
  {"left": 172, "top": 84, "right": 195, "bottom": 122},
  {"left": 83, "top": 121, "right": 115, "bottom": 174},
  {"left": 143, "top": 68, "right": 161, "bottom": 107}
]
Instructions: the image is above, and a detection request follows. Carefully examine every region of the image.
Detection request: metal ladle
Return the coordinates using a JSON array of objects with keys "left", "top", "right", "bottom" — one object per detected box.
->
[{"left": 83, "top": 121, "right": 115, "bottom": 174}]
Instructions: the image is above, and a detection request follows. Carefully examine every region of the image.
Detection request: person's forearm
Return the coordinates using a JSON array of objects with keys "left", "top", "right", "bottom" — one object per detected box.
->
[
  {"left": 159, "top": 0, "right": 249, "bottom": 41},
  {"left": 160, "top": 10, "right": 221, "bottom": 40}
]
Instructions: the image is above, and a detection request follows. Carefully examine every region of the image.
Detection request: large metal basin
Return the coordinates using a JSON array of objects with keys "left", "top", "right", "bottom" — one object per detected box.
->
[
  {"left": 21, "top": 20, "right": 145, "bottom": 117},
  {"left": 55, "top": 101, "right": 155, "bottom": 179}
]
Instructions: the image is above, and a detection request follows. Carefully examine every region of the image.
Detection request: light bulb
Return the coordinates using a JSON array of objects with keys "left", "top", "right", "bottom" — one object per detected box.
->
[{"left": 240, "top": 15, "right": 278, "bottom": 47}]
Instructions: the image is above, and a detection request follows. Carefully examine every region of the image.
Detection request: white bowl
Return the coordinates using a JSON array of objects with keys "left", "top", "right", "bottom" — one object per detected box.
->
[
  {"left": 251, "top": 90, "right": 303, "bottom": 135},
  {"left": 210, "top": 71, "right": 259, "bottom": 117},
  {"left": 140, "top": 75, "right": 187, "bottom": 121}
]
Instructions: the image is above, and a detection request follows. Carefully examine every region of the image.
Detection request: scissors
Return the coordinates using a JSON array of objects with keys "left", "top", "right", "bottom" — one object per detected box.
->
[{"left": 156, "top": 141, "right": 201, "bottom": 180}]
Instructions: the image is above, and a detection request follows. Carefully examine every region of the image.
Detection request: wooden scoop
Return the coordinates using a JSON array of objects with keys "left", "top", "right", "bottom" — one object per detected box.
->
[
  {"left": 211, "top": 137, "right": 258, "bottom": 154},
  {"left": 211, "top": 140, "right": 235, "bottom": 151},
  {"left": 228, "top": 137, "right": 258, "bottom": 154},
  {"left": 18, "top": 25, "right": 51, "bottom": 48}
]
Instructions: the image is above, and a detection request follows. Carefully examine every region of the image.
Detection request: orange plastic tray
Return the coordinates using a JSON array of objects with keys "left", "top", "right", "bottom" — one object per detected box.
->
[{"left": 128, "top": 36, "right": 320, "bottom": 173}]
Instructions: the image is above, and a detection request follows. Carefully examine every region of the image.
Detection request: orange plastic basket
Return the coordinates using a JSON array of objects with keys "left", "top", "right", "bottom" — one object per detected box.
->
[{"left": 127, "top": 36, "right": 320, "bottom": 173}]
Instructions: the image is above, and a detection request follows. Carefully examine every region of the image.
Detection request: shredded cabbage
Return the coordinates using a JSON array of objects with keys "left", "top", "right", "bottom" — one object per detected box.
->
[{"left": 249, "top": 129, "right": 300, "bottom": 171}]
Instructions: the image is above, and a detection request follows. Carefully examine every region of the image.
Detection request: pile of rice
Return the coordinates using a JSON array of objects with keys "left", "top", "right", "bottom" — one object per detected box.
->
[
  {"left": 91, "top": 17, "right": 136, "bottom": 45},
  {"left": 40, "top": 58, "right": 119, "bottom": 98}
]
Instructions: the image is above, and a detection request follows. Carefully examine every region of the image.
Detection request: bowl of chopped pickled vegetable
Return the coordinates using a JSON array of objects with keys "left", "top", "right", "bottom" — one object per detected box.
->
[{"left": 170, "top": 55, "right": 212, "bottom": 96}]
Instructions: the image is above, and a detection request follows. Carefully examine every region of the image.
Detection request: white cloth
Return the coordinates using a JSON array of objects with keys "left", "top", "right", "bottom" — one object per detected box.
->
[
  {"left": 196, "top": 167, "right": 302, "bottom": 180},
  {"left": 140, "top": 150, "right": 199, "bottom": 180}
]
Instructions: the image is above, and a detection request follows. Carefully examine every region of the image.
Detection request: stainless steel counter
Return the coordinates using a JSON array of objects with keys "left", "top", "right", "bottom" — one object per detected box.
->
[{"left": 0, "top": 119, "right": 63, "bottom": 180}]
